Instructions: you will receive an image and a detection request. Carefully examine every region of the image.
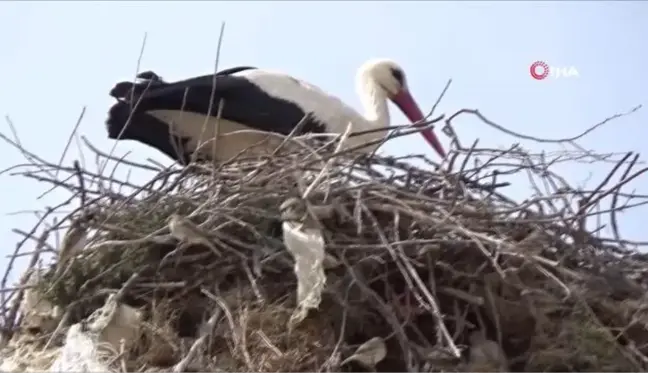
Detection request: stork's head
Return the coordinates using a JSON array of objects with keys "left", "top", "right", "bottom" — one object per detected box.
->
[{"left": 359, "top": 59, "right": 446, "bottom": 158}]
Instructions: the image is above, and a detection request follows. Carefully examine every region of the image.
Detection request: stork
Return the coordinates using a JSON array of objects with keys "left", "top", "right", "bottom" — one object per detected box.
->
[{"left": 105, "top": 59, "right": 447, "bottom": 164}]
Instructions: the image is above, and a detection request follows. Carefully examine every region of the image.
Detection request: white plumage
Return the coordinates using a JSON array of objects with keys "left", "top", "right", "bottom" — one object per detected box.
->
[{"left": 231, "top": 68, "right": 364, "bottom": 128}]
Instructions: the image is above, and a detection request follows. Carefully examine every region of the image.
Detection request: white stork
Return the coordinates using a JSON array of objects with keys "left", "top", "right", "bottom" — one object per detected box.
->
[{"left": 105, "top": 59, "right": 447, "bottom": 164}]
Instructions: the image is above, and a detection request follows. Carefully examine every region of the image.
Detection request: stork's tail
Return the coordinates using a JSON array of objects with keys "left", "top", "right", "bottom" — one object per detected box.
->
[
  {"left": 136, "top": 71, "right": 165, "bottom": 83},
  {"left": 109, "top": 71, "right": 167, "bottom": 100}
]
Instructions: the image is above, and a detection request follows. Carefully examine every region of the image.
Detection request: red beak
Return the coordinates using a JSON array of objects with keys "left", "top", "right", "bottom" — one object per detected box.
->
[{"left": 391, "top": 89, "right": 446, "bottom": 158}]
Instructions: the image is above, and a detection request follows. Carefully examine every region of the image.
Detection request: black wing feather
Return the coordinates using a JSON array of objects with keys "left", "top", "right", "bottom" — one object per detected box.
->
[
  {"left": 106, "top": 63, "right": 326, "bottom": 162},
  {"left": 110, "top": 66, "right": 258, "bottom": 101}
]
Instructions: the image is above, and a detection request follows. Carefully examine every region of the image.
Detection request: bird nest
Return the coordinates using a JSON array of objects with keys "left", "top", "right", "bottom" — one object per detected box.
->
[{"left": 2, "top": 114, "right": 648, "bottom": 372}]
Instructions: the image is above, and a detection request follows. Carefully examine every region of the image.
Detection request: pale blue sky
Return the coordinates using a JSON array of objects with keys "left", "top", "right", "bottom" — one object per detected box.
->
[{"left": 1, "top": 1, "right": 647, "bottom": 282}]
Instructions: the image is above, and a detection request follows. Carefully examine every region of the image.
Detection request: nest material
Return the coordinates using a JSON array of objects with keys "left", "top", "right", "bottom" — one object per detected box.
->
[{"left": 2, "top": 134, "right": 648, "bottom": 372}]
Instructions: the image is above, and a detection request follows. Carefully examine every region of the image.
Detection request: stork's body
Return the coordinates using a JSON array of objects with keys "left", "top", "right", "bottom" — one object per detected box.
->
[{"left": 105, "top": 59, "right": 446, "bottom": 164}]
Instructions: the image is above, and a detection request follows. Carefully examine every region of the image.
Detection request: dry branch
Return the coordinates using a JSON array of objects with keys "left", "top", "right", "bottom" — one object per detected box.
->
[{"left": 0, "top": 101, "right": 647, "bottom": 372}]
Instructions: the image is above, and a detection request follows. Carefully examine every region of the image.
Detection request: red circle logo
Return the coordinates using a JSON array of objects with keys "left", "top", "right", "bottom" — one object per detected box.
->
[{"left": 530, "top": 61, "right": 549, "bottom": 80}]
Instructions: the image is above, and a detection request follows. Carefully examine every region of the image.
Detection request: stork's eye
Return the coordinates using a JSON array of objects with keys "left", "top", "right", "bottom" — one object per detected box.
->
[{"left": 390, "top": 68, "right": 405, "bottom": 86}]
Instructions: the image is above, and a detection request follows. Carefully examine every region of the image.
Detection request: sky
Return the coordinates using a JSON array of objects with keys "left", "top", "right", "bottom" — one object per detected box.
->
[{"left": 0, "top": 1, "right": 647, "bottom": 285}]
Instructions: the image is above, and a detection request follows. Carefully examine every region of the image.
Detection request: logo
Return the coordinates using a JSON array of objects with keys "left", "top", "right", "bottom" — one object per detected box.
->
[{"left": 530, "top": 60, "right": 579, "bottom": 80}]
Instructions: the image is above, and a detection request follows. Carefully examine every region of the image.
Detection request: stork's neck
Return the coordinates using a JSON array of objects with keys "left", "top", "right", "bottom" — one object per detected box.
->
[{"left": 356, "top": 75, "right": 390, "bottom": 129}]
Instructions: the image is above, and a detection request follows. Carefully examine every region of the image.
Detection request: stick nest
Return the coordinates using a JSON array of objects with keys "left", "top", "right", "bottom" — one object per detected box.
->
[{"left": 3, "top": 128, "right": 648, "bottom": 372}]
